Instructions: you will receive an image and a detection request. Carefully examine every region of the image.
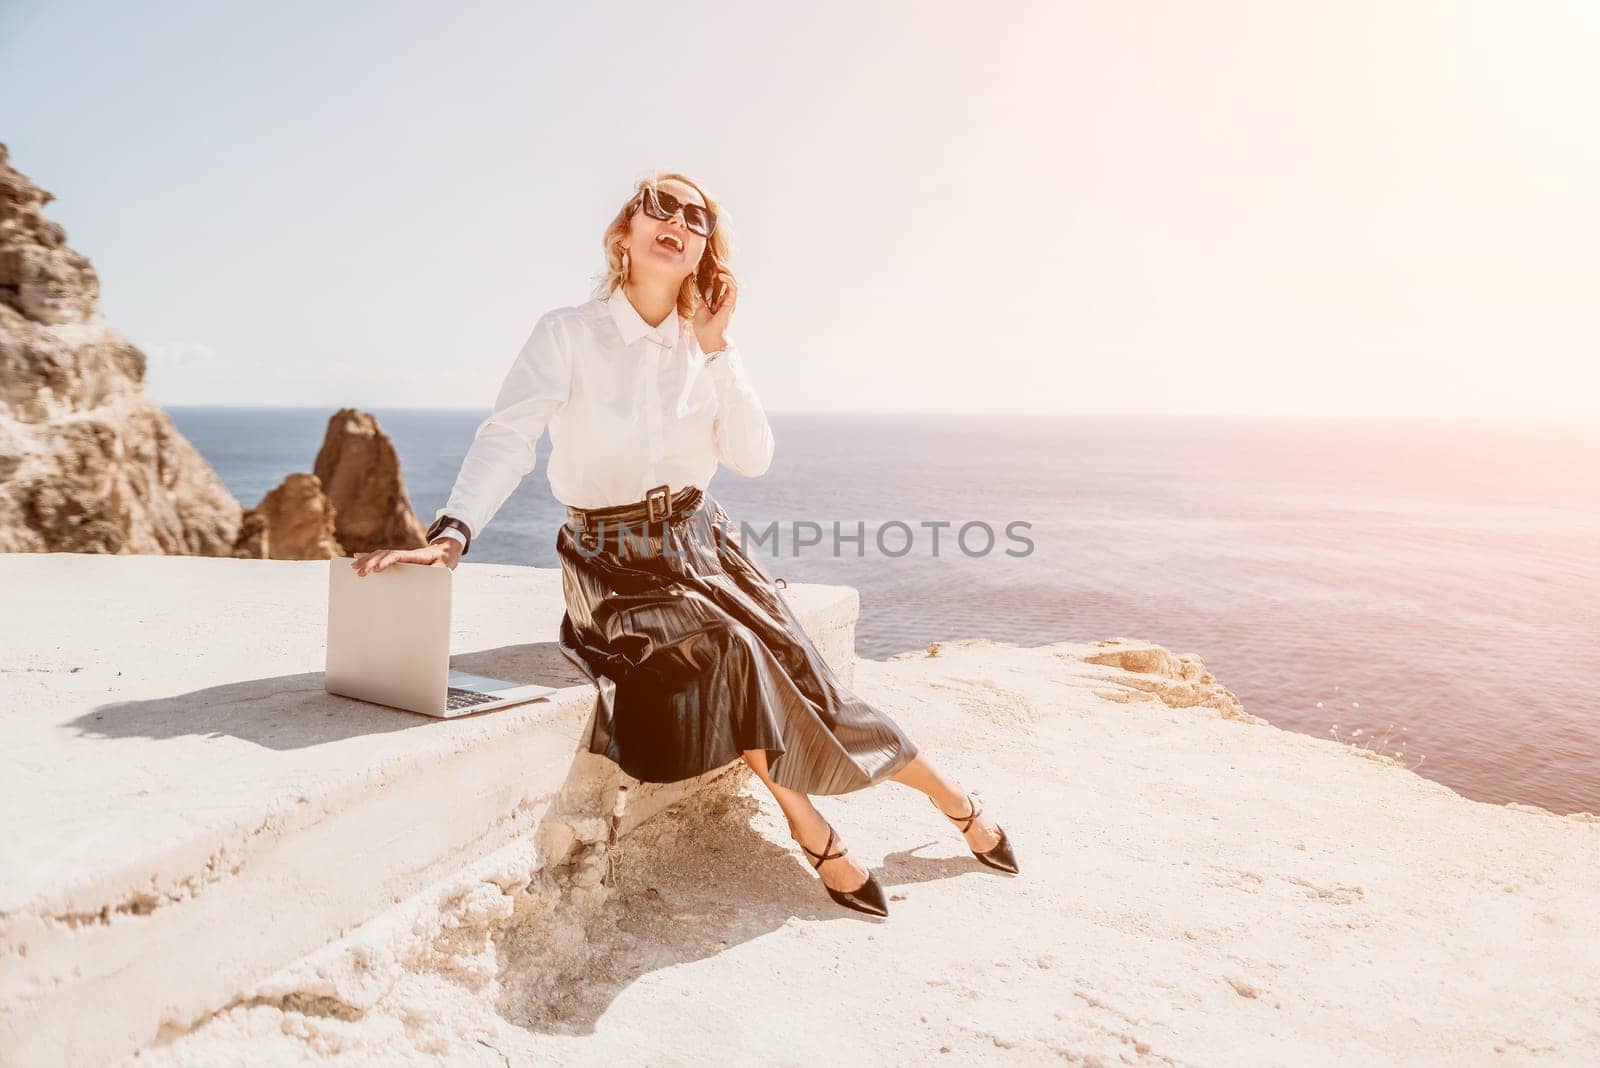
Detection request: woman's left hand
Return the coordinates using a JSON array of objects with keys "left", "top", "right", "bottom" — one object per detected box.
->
[{"left": 693, "top": 269, "right": 738, "bottom": 354}]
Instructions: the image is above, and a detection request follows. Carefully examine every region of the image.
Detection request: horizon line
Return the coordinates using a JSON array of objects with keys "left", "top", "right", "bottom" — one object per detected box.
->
[{"left": 154, "top": 404, "right": 1600, "bottom": 429}]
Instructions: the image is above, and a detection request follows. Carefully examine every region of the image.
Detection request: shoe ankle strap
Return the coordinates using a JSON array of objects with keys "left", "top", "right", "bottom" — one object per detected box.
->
[
  {"left": 938, "top": 792, "right": 981, "bottom": 832},
  {"left": 801, "top": 826, "right": 847, "bottom": 868}
]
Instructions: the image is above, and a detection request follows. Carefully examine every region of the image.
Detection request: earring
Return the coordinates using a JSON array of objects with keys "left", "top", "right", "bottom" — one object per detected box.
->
[{"left": 619, "top": 245, "right": 630, "bottom": 279}]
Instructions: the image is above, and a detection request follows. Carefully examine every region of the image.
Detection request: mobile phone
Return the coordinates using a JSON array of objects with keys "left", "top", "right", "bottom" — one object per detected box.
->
[{"left": 698, "top": 260, "right": 728, "bottom": 312}]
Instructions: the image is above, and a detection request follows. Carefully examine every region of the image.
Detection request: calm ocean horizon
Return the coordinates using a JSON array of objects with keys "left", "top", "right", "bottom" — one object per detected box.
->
[{"left": 167, "top": 407, "right": 1600, "bottom": 816}]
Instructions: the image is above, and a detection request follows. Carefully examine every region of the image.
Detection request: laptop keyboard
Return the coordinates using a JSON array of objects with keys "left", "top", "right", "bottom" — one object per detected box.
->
[{"left": 446, "top": 686, "right": 500, "bottom": 711}]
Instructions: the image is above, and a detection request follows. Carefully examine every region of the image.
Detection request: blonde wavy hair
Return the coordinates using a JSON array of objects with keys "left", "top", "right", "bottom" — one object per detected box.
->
[{"left": 591, "top": 170, "right": 733, "bottom": 323}]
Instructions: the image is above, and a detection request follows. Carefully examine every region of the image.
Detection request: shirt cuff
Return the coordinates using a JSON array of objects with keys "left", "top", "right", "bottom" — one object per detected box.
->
[
  {"left": 705, "top": 344, "right": 749, "bottom": 388},
  {"left": 430, "top": 511, "right": 472, "bottom": 550}
]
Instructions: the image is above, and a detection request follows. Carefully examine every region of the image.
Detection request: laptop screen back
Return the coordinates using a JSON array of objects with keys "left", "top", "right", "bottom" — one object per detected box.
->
[{"left": 325, "top": 557, "right": 451, "bottom": 714}]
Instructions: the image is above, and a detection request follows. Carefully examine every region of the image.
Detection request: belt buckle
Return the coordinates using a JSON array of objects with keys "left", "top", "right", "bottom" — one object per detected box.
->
[
  {"left": 566, "top": 506, "right": 588, "bottom": 533},
  {"left": 645, "top": 484, "right": 670, "bottom": 523}
]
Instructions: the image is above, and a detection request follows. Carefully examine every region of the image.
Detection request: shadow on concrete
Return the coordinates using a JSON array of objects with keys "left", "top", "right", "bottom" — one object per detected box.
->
[{"left": 67, "top": 641, "right": 596, "bottom": 749}]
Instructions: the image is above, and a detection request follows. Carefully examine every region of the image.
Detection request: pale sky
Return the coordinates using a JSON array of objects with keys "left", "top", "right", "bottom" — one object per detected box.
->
[{"left": 3, "top": 1, "right": 1596, "bottom": 419}]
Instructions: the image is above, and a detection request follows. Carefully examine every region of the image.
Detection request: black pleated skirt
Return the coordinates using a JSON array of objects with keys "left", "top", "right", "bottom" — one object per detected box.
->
[{"left": 554, "top": 488, "right": 919, "bottom": 795}]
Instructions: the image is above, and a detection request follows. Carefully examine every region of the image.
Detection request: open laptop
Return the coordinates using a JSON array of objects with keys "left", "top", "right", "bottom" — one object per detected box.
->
[{"left": 325, "top": 555, "right": 555, "bottom": 717}]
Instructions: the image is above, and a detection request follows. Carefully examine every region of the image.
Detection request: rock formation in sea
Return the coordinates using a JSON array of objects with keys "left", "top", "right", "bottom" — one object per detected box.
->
[
  {"left": 0, "top": 142, "right": 432, "bottom": 560},
  {"left": 232, "top": 472, "right": 346, "bottom": 560},
  {"left": 311, "top": 407, "right": 429, "bottom": 555}
]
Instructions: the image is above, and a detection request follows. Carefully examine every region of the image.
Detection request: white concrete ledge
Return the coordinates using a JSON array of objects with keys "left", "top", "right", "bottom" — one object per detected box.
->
[{"left": 0, "top": 553, "right": 861, "bottom": 1067}]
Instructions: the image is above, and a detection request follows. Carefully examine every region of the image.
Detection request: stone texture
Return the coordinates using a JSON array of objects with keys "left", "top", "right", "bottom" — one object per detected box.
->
[
  {"left": 233, "top": 472, "right": 345, "bottom": 560},
  {"left": 312, "top": 407, "right": 428, "bottom": 555},
  {"left": 0, "top": 143, "right": 244, "bottom": 555},
  {"left": 0, "top": 142, "right": 429, "bottom": 560}
]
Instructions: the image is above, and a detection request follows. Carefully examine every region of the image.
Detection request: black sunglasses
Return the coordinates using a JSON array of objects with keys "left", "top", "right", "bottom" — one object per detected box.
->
[{"left": 637, "top": 186, "right": 717, "bottom": 238}]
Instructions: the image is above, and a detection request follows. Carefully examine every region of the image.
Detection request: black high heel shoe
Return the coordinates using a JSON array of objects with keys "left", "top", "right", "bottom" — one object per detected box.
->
[
  {"left": 933, "top": 792, "right": 1019, "bottom": 874},
  {"left": 794, "top": 821, "right": 889, "bottom": 917}
]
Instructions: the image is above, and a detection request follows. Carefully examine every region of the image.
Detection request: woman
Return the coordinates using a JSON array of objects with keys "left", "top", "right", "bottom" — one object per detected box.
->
[{"left": 352, "top": 172, "right": 1017, "bottom": 916}]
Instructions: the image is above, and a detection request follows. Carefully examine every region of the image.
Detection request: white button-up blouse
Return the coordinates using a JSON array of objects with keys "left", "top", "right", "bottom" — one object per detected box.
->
[{"left": 430, "top": 283, "right": 775, "bottom": 548}]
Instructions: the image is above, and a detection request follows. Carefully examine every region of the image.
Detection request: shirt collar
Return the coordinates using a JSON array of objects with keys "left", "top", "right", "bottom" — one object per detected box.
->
[{"left": 606, "top": 284, "right": 680, "bottom": 349}]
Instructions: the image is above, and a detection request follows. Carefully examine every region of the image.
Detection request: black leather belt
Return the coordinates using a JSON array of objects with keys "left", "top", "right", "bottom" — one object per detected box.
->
[{"left": 565, "top": 483, "right": 703, "bottom": 534}]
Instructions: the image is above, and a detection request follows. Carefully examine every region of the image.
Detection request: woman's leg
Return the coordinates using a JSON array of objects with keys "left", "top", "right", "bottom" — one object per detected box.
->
[
  {"left": 740, "top": 748, "right": 871, "bottom": 893},
  {"left": 887, "top": 752, "right": 1004, "bottom": 853}
]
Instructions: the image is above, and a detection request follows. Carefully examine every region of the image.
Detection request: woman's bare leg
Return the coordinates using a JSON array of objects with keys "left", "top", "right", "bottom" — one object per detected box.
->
[
  {"left": 888, "top": 752, "right": 1003, "bottom": 852},
  {"left": 740, "top": 748, "right": 870, "bottom": 893}
]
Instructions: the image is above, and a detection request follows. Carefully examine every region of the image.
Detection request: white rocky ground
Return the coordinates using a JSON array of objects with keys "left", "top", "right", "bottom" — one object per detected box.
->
[{"left": 122, "top": 638, "right": 1599, "bottom": 1067}]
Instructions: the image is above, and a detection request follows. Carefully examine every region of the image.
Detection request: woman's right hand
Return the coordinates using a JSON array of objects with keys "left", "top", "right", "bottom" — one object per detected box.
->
[{"left": 351, "top": 538, "right": 463, "bottom": 576}]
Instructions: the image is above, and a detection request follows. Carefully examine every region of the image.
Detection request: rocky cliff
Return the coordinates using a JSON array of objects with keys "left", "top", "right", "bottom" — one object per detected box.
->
[
  {"left": 0, "top": 142, "right": 242, "bottom": 554},
  {"left": 0, "top": 142, "right": 428, "bottom": 559}
]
